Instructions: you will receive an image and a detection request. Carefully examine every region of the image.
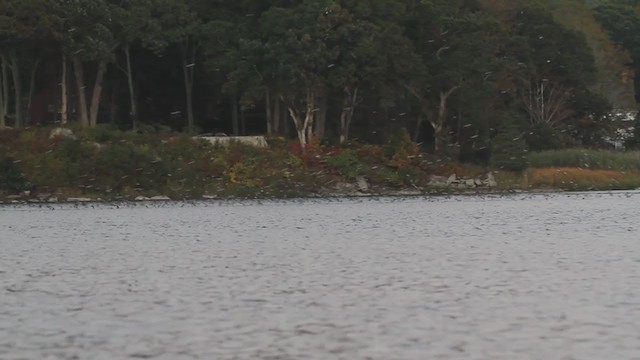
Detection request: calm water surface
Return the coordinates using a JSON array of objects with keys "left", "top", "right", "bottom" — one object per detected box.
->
[{"left": 1, "top": 192, "right": 640, "bottom": 359}]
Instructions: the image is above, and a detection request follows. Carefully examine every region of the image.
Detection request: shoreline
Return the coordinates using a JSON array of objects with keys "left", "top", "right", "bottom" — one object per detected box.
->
[{"left": 2, "top": 186, "right": 629, "bottom": 207}]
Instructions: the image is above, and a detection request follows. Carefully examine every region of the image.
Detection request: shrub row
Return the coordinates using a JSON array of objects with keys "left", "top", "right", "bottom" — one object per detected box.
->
[{"left": 0, "top": 128, "right": 431, "bottom": 198}]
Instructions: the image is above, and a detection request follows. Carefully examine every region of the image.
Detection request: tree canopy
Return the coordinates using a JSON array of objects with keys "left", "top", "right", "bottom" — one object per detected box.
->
[{"left": 0, "top": 0, "right": 635, "bottom": 160}]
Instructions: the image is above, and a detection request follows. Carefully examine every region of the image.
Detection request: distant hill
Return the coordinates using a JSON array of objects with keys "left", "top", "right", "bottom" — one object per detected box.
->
[{"left": 480, "top": 0, "right": 636, "bottom": 109}]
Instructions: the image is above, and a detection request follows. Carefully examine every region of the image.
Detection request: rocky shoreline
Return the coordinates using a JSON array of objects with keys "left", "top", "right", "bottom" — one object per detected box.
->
[{"left": 0, "top": 173, "right": 568, "bottom": 205}]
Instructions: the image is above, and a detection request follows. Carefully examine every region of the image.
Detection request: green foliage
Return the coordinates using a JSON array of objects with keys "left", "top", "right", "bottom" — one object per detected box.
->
[
  {"left": 513, "top": 4, "right": 597, "bottom": 86},
  {"left": 525, "top": 123, "right": 565, "bottom": 151},
  {"left": 0, "top": 0, "right": 626, "bottom": 152},
  {"left": 0, "top": 156, "right": 28, "bottom": 193},
  {"left": 594, "top": 1, "right": 640, "bottom": 101},
  {"left": 491, "top": 116, "right": 529, "bottom": 171},
  {"left": 528, "top": 149, "right": 640, "bottom": 171},
  {"left": 566, "top": 90, "right": 615, "bottom": 147},
  {"left": 325, "top": 150, "right": 366, "bottom": 180},
  {"left": 384, "top": 128, "right": 419, "bottom": 161}
]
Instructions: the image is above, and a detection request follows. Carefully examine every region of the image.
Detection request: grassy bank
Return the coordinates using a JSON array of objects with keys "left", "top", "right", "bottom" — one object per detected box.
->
[
  {"left": 2, "top": 128, "right": 640, "bottom": 202},
  {"left": 494, "top": 167, "right": 640, "bottom": 191}
]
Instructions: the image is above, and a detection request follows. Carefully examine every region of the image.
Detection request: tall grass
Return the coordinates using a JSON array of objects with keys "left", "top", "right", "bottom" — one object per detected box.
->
[
  {"left": 526, "top": 167, "right": 640, "bottom": 191},
  {"left": 528, "top": 149, "right": 640, "bottom": 171}
]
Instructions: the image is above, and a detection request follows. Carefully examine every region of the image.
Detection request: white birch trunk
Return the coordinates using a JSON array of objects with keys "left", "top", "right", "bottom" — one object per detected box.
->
[
  {"left": 73, "top": 58, "right": 89, "bottom": 127},
  {"left": 89, "top": 61, "right": 107, "bottom": 127},
  {"left": 286, "top": 90, "right": 317, "bottom": 152},
  {"left": 339, "top": 87, "right": 358, "bottom": 145}
]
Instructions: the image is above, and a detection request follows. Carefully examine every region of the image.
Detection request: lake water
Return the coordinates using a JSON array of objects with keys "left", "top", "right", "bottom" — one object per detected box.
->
[{"left": 1, "top": 192, "right": 640, "bottom": 359}]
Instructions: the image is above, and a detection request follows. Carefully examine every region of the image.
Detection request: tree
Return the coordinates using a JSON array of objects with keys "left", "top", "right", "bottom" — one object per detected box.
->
[
  {"left": 594, "top": 1, "right": 640, "bottom": 102},
  {"left": 513, "top": 5, "right": 598, "bottom": 122},
  {"left": 150, "top": 0, "right": 201, "bottom": 132},
  {"left": 0, "top": 0, "right": 50, "bottom": 128},
  {"left": 200, "top": 1, "right": 268, "bottom": 135},
  {"left": 491, "top": 113, "right": 528, "bottom": 172},
  {"left": 258, "top": 1, "right": 341, "bottom": 150},
  {"left": 325, "top": 0, "right": 411, "bottom": 144},
  {"left": 54, "top": 0, "right": 119, "bottom": 127},
  {"left": 403, "top": 0, "right": 503, "bottom": 153},
  {"left": 111, "top": 0, "right": 158, "bottom": 129}
]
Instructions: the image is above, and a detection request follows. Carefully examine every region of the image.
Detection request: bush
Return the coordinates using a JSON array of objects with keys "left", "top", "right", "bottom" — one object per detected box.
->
[
  {"left": 525, "top": 123, "right": 564, "bottom": 151},
  {"left": 0, "top": 156, "right": 28, "bottom": 193},
  {"left": 325, "top": 149, "right": 366, "bottom": 179},
  {"left": 384, "top": 128, "right": 419, "bottom": 160},
  {"left": 491, "top": 123, "right": 528, "bottom": 172}
]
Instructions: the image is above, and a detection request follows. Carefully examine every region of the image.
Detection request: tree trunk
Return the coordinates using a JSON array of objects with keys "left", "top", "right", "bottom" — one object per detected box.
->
[
  {"left": 273, "top": 96, "right": 281, "bottom": 134},
  {"left": 265, "top": 89, "right": 273, "bottom": 135},
  {"left": 26, "top": 58, "right": 40, "bottom": 126},
  {"left": 315, "top": 92, "right": 328, "bottom": 140},
  {"left": 10, "top": 51, "right": 22, "bottom": 128},
  {"left": 413, "top": 114, "right": 423, "bottom": 143},
  {"left": 0, "top": 56, "right": 6, "bottom": 128},
  {"left": 124, "top": 44, "right": 138, "bottom": 130},
  {"left": 240, "top": 111, "right": 246, "bottom": 136},
  {"left": 286, "top": 90, "right": 316, "bottom": 152},
  {"left": 522, "top": 80, "right": 572, "bottom": 127},
  {"left": 89, "top": 61, "right": 107, "bottom": 127},
  {"left": 339, "top": 87, "right": 358, "bottom": 145},
  {"left": 281, "top": 99, "right": 289, "bottom": 135},
  {"left": 266, "top": 90, "right": 283, "bottom": 135},
  {"left": 181, "top": 40, "right": 196, "bottom": 133},
  {"left": 73, "top": 58, "right": 89, "bottom": 127},
  {"left": 109, "top": 75, "right": 119, "bottom": 126},
  {"left": 60, "top": 54, "right": 68, "bottom": 126},
  {"left": 231, "top": 93, "right": 239, "bottom": 135},
  {"left": 432, "top": 86, "right": 459, "bottom": 152},
  {"left": 288, "top": 105, "right": 307, "bottom": 151}
]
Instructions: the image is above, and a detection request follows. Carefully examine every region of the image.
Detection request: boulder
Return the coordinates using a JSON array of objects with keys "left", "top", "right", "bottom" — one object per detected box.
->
[
  {"left": 447, "top": 174, "right": 457, "bottom": 185},
  {"left": 149, "top": 195, "right": 171, "bottom": 201},
  {"left": 485, "top": 172, "right": 498, "bottom": 187},
  {"left": 66, "top": 197, "right": 92, "bottom": 202},
  {"left": 428, "top": 175, "right": 448, "bottom": 186},
  {"left": 37, "top": 193, "right": 51, "bottom": 200},
  {"left": 334, "top": 182, "right": 357, "bottom": 193},
  {"left": 356, "top": 176, "right": 369, "bottom": 192}
]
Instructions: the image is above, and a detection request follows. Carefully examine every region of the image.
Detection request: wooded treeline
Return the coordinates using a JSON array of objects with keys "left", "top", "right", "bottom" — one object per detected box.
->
[{"left": 1, "top": 0, "right": 639, "bottom": 160}]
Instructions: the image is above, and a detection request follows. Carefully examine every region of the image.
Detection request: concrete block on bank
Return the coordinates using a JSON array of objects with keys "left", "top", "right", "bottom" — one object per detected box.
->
[
  {"left": 50, "top": 128, "right": 75, "bottom": 139},
  {"left": 196, "top": 136, "right": 268, "bottom": 148}
]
